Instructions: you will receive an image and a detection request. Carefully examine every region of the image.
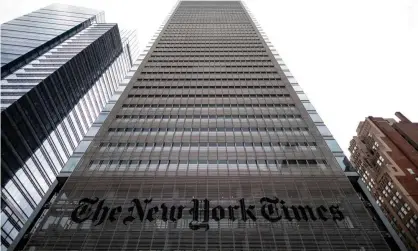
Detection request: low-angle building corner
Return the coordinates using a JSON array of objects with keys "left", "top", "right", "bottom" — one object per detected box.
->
[
  {"left": 17, "top": 1, "right": 392, "bottom": 250},
  {"left": 1, "top": 4, "right": 139, "bottom": 250},
  {"left": 349, "top": 112, "right": 418, "bottom": 250}
]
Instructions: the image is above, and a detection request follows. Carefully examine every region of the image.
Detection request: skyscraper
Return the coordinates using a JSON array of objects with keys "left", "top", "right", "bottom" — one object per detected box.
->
[
  {"left": 349, "top": 112, "right": 418, "bottom": 250},
  {"left": 23, "top": 1, "right": 388, "bottom": 250},
  {"left": 1, "top": 4, "right": 138, "bottom": 250}
]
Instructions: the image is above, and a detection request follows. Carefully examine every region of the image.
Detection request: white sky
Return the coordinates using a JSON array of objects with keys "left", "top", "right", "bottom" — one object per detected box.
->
[{"left": 1, "top": 0, "right": 417, "bottom": 156}]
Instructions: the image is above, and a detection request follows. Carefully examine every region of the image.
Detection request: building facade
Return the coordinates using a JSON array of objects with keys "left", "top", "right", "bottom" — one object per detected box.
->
[
  {"left": 1, "top": 4, "right": 139, "bottom": 250},
  {"left": 349, "top": 112, "right": 418, "bottom": 250},
  {"left": 23, "top": 1, "right": 388, "bottom": 250}
]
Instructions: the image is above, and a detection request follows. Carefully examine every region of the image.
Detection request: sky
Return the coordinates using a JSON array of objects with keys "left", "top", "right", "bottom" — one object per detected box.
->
[{"left": 1, "top": 0, "right": 417, "bottom": 156}]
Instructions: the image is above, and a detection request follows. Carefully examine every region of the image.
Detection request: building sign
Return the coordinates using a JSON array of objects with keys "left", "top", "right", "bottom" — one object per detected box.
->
[{"left": 71, "top": 197, "right": 344, "bottom": 230}]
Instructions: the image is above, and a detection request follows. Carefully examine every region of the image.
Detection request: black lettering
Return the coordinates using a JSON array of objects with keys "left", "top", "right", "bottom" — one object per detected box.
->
[
  {"left": 71, "top": 197, "right": 99, "bottom": 223},
  {"left": 304, "top": 205, "right": 317, "bottom": 221},
  {"left": 170, "top": 205, "right": 185, "bottom": 222},
  {"left": 290, "top": 206, "right": 302, "bottom": 221},
  {"left": 228, "top": 205, "right": 239, "bottom": 221},
  {"left": 316, "top": 205, "right": 328, "bottom": 221},
  {"left": 260, "top": 197, "right": 281, "bottom": 222},
  {"left": 123, "top": 198, "right": 150, "bottom": 225},
  {"left": 239, "top": 198, "right": 257, "bottom": 221},
  {"left": 293, "top": 206, "right": 309, "bottom": 221},
  {"left": 329, "top": 205, "right": 344, "bottom": 221},
  {"left": 280, "top": 200, "right": 292, "bottom": 221},
  {"left": 108, "top": 206, "right": 122, "bottom": 222},
  {"left": 189, "top": 199, "right": 209, "bottom": 230},
  {"left": 161, "top": 203, "right": 168, "bottom": 222},
  {"left": 212, "top": 205, "right": 225, "bottom": 221},
  {"left": 146, "top": 206, "right": 159, "bottom": 222},
  {"left": 163, "top": 204, "right": 186, "bottom": 222},
  {"left": 72, "top": 197, "right": 342, "bottom": 227},
  {"left": 189, "top": 199, "right": 201, "bottom": 230},
  {"left": 92, "top": 200, "right": 109, "bottom": 226},
  {"left": 203, "top": 199, "right": 210, "bottom": 223},
  {"left": 189, "top": 199, "right": 199, "bottom": 222}
]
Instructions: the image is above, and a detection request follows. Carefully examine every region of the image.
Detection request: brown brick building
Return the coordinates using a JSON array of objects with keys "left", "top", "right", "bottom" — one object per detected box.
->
[{"left": 349, "top": 112, "right": 418, "bottom": 250}]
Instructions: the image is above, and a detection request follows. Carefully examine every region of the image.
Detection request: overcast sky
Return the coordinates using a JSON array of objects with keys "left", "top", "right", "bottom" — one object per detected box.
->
[{"left": 1, "top": 0, "right": 417, "bottom": 156}]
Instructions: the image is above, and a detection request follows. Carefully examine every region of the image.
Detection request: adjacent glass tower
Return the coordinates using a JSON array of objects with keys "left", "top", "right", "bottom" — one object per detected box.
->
[
  {"left": 23, "top": 1, "right": 388, "bottom": 250},
  {"left": 1, "top": 4, "right": 138, "bottom": 250}
]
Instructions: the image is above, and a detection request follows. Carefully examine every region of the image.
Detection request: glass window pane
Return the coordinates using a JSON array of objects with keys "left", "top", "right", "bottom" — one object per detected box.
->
[
  {"left": 336, "top": 157, "right": 346, "bottom": 170},
  {"left": 326, "top": 140, "right": 343, "bottom": 152},
  {"left": 287, "top": 77, "right": 297, "bottom": 83},
  {"left": 302, "top": 102, "right": 315, "bottom": 111},
  {"left": 309, "top": 113, "right": 323, "bottom": 123},
  {"left": 292, "top": 85, "right": 303, "bottom": 92},
  {"left": 297, "top": 93, "right": 308, "bottom": 101},
  {"left": 317, "top": 125, "right": 332, "bottom": 136}
]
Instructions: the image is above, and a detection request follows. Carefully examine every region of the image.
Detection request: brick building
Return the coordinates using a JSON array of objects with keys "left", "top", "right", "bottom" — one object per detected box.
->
[{"left": 349, "top": 112, "right": 418, "bottom": 250}]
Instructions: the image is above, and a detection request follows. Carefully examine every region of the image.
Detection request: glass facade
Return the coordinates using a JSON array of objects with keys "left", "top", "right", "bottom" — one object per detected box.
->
[
  {"left": 1, "top": 5, "right": 138, "bottom": 250},
  {"left": 0, "top": 3, "right": 104, "bottom": 78},
  {"left": 23, "top": 1, "right": 388, "bottom": 250}
]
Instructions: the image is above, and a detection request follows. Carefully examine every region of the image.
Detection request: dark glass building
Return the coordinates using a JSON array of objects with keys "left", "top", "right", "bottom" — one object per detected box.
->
[
  {"left": 23, "top": 1, "right": 388, "bottom": 250},
  {"left": 0, "top": 4, "right": 104, "bottom": 79},
  {"left": 1, "top": 4, "right": 138, "bottom": 250}
]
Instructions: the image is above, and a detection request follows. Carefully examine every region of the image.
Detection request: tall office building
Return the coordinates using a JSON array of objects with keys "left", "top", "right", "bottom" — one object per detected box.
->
[
  {"left": 349, "top": 112, "right": 418, "bottom": 250},
  {"left": 1, "top": 4, "right": 139, "bottom": 250},
  {"left": 23, "top": 1, "right": 388, "bottom": 250}
]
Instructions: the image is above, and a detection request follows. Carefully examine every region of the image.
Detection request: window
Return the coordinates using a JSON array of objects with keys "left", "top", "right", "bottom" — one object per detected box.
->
[
  {"left": 377, "top": 156, "right": 384, "bottom": 166},
  {"left": 335, "top": 157, "right": 346, "bottom": 170},
  {"left": 326, "top": 140, "right": 343, "bottom": 152},
  {"left": 317, "top": 125, "right": 332, "bottom": 136},
  {"left": 297, "top": 93, "right": 308, "bottom": 101},
  {"left": 309, "top": 113, "right": 323, "bottom": 123},
  {"left": 292, "top": 85, "right": 303, "bottom": 92},
  {"left": 287, "top": 77, "right": 297, "bottom": 83},
  {"left": 302, "top": 102, "right": 315, "bottom": 111}
]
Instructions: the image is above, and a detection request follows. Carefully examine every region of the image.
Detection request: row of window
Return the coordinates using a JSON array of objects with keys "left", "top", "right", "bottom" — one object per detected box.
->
[
  {"left": 147, "top": 59, "right": 273, "bottom": 63},
  {"left": 163, "top": 26, "right": 254, "bottom": 28},
  {"left": 87, "top": 159, "right": 328, "bottom": 169},
  {"left": 126, "top": 94, "right": 290, "bottom": 98},
  {"left": 170, "top": 17, "right": 249, "bottom": 20},
  {"left": 158, "top": 38, "right": 260, "bottom": 41},
  {"left": 162, "top": 31, "right": 256, "bottom": 33},
  {"left": 166, "top": 23, "right": 253, "bottom": 26},
  {"left": 99, "top": 141, "right": 318, "bottom": 148},
  {"left": 122, "top": 103, "right": 296, "bottom": 108},
  {"left": 155, "top": 45, "right": 265, "bottom": 48},
  {"left": 137, "top": 77, "right": 281, "bottom": 81},
  {"left": 132, "top": 85, "right": 285, "bottom": 89},
  {"left": 157, "top": 41, "right": 262, "bottom": 44},
  {"left": 108, "top": 127, "right": 309, "bottom": 132},
  {"left": 145, "top": 62, "right": 274, "bottom": 66},
  {"left": 150, "top": 54, "right": 270, "bottom": 58},
  {"left": 143, "top": 65, "right": 275, "bottom": 68},
  {"left": 97, "top": 145, "right": 320, "bottom": 153},
  {"left": 170, "top": 18, "right": 250, "bottom": 21},
  {"left": 153, "top": 50, "right": 266, "bottom": 53},
  {"left": 167, "top": 24, "right": 253, "bottom": 26},
  {"left": 163, "top": 31, "right": 257, "bottom": 33},
  {"left": 140, "top": 71, "right": 278, "bottom": 74},
  {"left": 115, "top": 114, "right": 302, "bottom": 119},
  {"left": 135, "top": 79, "right": 282, "bottom": 84},
  {"left": 152, "top": 52, "right": 268, "bottom": 55},
  {"left": 163, "top": 30, "right": 257, "bottom": 33},
  {"left": 141, "top": 67, "right": 278, "bottom": 71}
]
